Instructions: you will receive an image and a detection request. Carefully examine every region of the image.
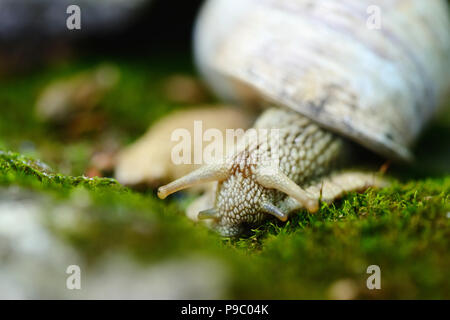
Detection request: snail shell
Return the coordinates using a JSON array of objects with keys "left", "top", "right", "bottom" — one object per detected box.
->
[{"left": 194, "top": 0, "right": 450, "bottom": 162}]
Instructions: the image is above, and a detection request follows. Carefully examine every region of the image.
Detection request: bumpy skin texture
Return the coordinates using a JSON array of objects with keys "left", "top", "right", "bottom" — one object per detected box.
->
[{"left": 210, "top": 108, "right": 345, "bottom": 236}]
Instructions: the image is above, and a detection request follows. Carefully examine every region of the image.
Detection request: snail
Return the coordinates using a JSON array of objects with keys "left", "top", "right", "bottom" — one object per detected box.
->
[{"left": 157, "top": 0, "right": 450, "bottom": 236}]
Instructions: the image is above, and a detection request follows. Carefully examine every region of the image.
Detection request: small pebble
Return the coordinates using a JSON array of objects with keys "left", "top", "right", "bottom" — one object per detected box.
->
[{"left": 327, "top": 279, "right": 359, "bottom": 300}]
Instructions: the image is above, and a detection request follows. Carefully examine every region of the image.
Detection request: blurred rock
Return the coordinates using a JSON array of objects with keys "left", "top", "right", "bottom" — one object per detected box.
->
[
  {"left": 0, "top": 188, "right": 79, "bottom": 299},
  {"left": 82, "top": 255, "right": 228, "bottom": 299},
  {"left": 36, "top": 64, "right": 120, "bottom": 122},
  {"left": 0, "top": 187, "right": 229, "bottom": 299},
  {"left": 35, "top": 64, "right": 120, "bottom": 140}
]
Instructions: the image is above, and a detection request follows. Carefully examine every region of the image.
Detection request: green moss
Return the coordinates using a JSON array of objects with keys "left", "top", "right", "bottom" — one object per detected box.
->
[
  {"left": 237, "top": 179, "right": 450, "bottom": 299},
  {"left": 0, "top": 150, "right": 120, "bottom": 193},
  {"left": 1, "top": 149, "right": 449, "bottom": 299}
]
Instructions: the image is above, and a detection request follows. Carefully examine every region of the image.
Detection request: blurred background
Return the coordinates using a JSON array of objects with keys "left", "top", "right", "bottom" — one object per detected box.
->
[
  {"left": 0, "top": 0, "right": 449, "bottom": 299},
  {"left": 0, "top": 0, "right": 210, "bottom": 177},
  {"left": 0, "top": 0, "right": 202, "bottom": 73}
]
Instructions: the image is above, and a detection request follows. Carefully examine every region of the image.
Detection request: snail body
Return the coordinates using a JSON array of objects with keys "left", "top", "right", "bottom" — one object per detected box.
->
[{"left": 158, "top": 0, "right": 450, "bottom": 236}]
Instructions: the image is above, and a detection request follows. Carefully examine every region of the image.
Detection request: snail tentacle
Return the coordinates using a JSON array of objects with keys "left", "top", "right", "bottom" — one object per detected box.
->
[
  {"left": 157, "top": 163, "right": 230, "bottom": 199},
  {"left": 198, "top": 208, "right": 220, "bottom": 220},
  {"left": 255, "top": 166, "right": 319, "bottom": 213},
  {"left": 261, "top": 202, "right": 288, "bottom": 222}
]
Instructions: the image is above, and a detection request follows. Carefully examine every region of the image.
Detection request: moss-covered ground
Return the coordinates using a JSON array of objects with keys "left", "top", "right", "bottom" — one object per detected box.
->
[{"left": 0, "top": 56, "right": 449, "bottom": 299}]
